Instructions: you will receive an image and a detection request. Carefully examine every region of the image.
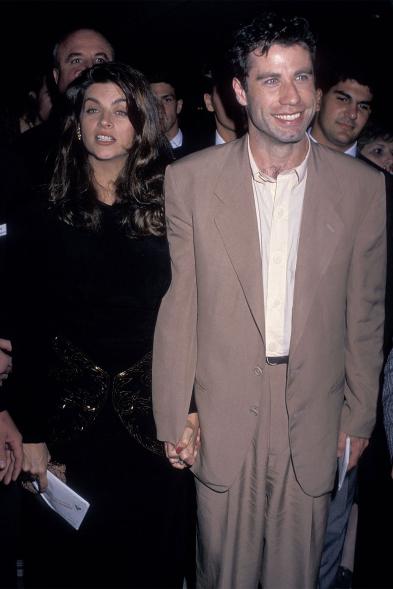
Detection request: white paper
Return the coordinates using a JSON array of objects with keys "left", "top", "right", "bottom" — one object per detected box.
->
[
  {"left": 337, "top": 435, "right": 351, "bottom": 491},
  {"left": 33, "top": 470, "right": 90, "bottom": 530}
]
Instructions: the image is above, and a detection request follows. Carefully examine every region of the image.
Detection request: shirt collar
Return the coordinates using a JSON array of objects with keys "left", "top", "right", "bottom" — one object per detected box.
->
[
  {"left": 170, "top": 128, "right": 183, "bottom": 148},
  {"left": 215, "top": 130, "right": 226, "bottom": 145},
  {"left": 248, "top": 134, "right": 310, "bottom": 184}
]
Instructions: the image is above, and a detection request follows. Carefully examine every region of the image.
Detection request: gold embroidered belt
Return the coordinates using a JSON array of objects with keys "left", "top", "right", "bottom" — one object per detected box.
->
[{"left": 47, "top": 335, "right": 164, "bottom": 456}]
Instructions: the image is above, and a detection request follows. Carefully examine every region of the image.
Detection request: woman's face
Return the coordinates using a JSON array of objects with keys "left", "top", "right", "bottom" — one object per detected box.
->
[
  {"left": 360, "top": 137, "right": 393, "bottom": 173},
  {"left": 79, "top": 82, "right": 135, "bottom": 165}
]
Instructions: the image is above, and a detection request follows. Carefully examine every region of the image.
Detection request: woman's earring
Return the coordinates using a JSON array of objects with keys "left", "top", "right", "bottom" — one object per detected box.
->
[{"left": 77, "top": 125, "right": 82, "bottom": 141}]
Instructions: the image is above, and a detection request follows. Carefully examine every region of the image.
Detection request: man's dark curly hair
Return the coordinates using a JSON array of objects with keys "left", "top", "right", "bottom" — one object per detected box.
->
[{"left": 230, "top": 12, "right": 317, "bottom": 89}]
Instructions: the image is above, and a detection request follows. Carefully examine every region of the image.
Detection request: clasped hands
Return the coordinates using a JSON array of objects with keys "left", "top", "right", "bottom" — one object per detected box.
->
[{"left": 165, "top": 412, "right": 200, "bottom": 470}]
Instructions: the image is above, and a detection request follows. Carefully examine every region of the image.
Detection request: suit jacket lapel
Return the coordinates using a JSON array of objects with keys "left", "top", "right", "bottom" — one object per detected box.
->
[
  {"left": 290, "top": 143, "right": 345, "bottom": 357},
  {"left": 213, "top": 137, "right": 265, "bottom": 343}
]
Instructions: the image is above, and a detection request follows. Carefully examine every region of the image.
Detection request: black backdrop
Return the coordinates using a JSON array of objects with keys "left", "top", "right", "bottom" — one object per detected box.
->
[{"left": 0, "top": 0, "right": 392, "bottom": 119}]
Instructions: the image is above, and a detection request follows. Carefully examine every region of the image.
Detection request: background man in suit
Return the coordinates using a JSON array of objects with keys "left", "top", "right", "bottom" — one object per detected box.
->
[
  {"left": 310, "top": 55, "right": 374, "bottom": 156},
  {"left": 149, "top": 71, "right": 198, "bottom": 159},
  {"left": 308, "top": 57, "right": 376, "bottom": 589},
  {"left": 152, "top": 12, "right": 386, "bottom": 588},
  {"left": 201, "top": 58, "right": 247, "bottom": 146}
]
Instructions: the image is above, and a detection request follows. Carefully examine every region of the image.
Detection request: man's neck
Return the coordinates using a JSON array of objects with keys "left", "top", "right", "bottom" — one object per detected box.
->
[
  {"left": 310, "top": 122, "right": 348, "bottom": 154},
  {"left": 166, "top": 123, "right": 180, "bottom": 142},
  {"left": 249, "top": 131, "right": 309, "bottom": 178},
  {"left": 216, "top": 119, "right": 237, "bottom": 143}
]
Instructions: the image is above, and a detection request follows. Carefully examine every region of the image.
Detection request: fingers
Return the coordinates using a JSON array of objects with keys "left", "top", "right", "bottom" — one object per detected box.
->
[
  {"left": 0, "top": 339, "right": 12, "bottom": 353},
  {"left": 347, "top": 438, "right": 369, "bottom": 471},
  {"left": 8, "top": 439, "right": 23, "bottom": 481},
  {"left": 165, "top": 441, "right": 187, "bottom": 470},
  {"left": 37, "top": 471, "right": 48, "bottom": 492},
  {"left": 0, "top": 448, "right": 11, "bottom": 482},
  {"left": 3, "top": 451, "right": 15, "bottom": 485}
]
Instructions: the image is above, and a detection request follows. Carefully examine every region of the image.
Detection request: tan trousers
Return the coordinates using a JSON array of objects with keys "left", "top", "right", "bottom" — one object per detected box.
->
[{"left": 195, "top": 364, "right": 330, "bottom": 589}]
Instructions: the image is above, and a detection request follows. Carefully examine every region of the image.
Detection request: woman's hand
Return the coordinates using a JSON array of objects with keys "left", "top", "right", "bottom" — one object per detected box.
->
[
  {"left": 0, "top": 410, "right": 23, "bottom": 484},
  {"left": 22, "top": 442, "right": 50, "bottom": 491},
  {"left": 165, "top": 412, "right": 200, "bottom": 470},
  {"left": 0, "top": 339, "right": 12, "bottom": 386}
]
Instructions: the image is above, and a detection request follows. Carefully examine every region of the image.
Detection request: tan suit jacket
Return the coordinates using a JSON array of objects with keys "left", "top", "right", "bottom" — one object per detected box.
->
[{"left": 152, "top": 136, "right": 386, "bottom": 497}]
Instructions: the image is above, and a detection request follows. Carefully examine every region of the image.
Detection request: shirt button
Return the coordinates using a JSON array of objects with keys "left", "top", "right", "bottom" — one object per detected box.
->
[
  {"left": 273, "top": 254, "right": 282, "bottom": 265},
  {"left": 276, "top": 208, "right": 284, "bottom": 218},
  {"left": 254, "top": 366, "right": 263, "bottom": 376}
]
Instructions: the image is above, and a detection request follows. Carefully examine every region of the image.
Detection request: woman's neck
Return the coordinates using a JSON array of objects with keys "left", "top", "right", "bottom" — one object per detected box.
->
[{"left": 89, "top": 158, "right": 124, "bottom": 205}]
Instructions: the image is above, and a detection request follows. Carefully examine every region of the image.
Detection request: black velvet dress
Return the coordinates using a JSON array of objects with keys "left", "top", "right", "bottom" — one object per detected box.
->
[{"left": 6, "top": 200, "right": 196, "bottom": 589}]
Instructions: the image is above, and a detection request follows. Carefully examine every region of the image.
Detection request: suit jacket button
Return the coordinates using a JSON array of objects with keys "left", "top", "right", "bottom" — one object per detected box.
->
[
  {"left": 250, "top": 405, "right": 259, "bottom": 415},
  {"left": 254, "top": 366, "right": 263, "bottom": 376}
]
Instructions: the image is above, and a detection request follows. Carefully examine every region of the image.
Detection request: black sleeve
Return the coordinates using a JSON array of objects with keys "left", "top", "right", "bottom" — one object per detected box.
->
[{"left": 3, "top": 201, "right": 54, "bottom": 442}]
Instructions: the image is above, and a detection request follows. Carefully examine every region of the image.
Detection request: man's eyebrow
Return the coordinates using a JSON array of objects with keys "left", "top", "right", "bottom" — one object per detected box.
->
[
  {"left": 255, "top": 72, "right": 281, "bottom": 80},
  {"left": 255, "top": 68, "right": 313, "bottom": 81},
  {"left": 94, "top": 52, "right": 110, "bottom": 60},
  {"left": 65, "top": 52, "right": 83, "bottom": 62},
  {"left": 64, "top": 51, "right": 110, "bottom": 62},
  {"left": 333, "top": 90, "right": 372, "bottom": 106}
]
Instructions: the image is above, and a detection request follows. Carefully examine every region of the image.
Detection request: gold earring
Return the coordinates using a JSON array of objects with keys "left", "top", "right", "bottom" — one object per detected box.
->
[{"left": 77, "top": 125, "right": 82, "bottom": 141}]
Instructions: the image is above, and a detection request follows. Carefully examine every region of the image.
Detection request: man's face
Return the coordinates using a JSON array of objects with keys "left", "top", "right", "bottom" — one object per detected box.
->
[
  {"left": 54, "top": 29, "right": 114, "bottom": 94},
  {"left": 150, "top": 82, "right": 183, "bottom": 140},
  {"left": 315, "top": 79, "right": 373, "bottom": 150},
  {"left": 233, "top": 43, "right": 317, "bottom": 146}
]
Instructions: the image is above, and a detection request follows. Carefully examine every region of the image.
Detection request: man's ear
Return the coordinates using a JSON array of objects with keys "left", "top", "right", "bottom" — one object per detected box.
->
[
  {"left": 232, "top": 78, "right": 247, "bottom": 107},
  {"left": 315, "top": 88, "right": 322, "bottom": 112},
  {"left": 176, "top": 98, "right": 183, "bottom": 115},
  {"left": 53, "top": 68, "right": 59, "bottom": 86},
  {"left": 203, "top": 93, "right": 214, "bottom": 113}
]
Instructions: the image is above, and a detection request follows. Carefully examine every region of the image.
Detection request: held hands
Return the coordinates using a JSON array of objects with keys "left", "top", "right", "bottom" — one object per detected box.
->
[
  {"left": 0, "top": 410, "right": 23, "bottom": 484},
  {"left": 337, "top": 431, "right": 369, "bottom": 471},
  {"left": 22, "top": 442, "right": 50, "bottom": 491},
  {"left": 165, "top": 412, "right": 200, "bottom": 470}
]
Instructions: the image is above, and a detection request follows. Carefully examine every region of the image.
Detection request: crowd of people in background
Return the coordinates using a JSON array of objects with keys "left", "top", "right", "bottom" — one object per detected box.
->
[{"left": 0, "top": 9, "right": 392, "bottom": 589}]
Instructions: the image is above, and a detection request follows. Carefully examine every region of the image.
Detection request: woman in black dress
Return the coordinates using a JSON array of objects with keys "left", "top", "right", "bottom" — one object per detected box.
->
[{"left": 6, "top": 62, "right": 196, "bottom": 589}]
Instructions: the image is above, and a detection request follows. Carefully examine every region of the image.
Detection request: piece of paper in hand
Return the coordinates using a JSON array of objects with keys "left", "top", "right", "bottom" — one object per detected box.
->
[
  {"left": 337, "top": 435, "right": 351, "bottom": 491},
  {"left": 33, "top": 470, "right": 90, "bottom": 530}
]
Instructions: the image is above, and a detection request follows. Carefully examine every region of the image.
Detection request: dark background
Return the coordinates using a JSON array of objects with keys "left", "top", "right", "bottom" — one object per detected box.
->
[{"left": 0, "top": 0, "right": 392, "bottom": 118}]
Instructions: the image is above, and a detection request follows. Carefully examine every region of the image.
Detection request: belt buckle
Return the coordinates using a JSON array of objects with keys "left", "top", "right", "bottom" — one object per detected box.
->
[{"left": 266, "top": 356, "right": 288, "bottom": 366}]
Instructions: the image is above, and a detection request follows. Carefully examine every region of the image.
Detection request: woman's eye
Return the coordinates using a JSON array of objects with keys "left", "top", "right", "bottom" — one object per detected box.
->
[{"left": 86, "top": 107, "right": 98, "bottom": 114}]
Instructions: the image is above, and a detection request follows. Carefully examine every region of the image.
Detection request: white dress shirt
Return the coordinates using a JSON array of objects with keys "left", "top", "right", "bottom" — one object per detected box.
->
[
  {"left": 249, "top": 136, "right": 310, "bottom": 356},
  {"left": 170, "top": 128, "right": 183, "bottom": 148}
]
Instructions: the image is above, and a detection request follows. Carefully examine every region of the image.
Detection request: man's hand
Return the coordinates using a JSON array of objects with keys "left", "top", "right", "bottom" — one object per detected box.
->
[
  {"left": 0, "top": 410, "right": 23, "bottom": 483},
  {"left": 337, "top": 431, "right": 369, "bottom": 471},
  {"left": 165, "top": 412, "right": 200, "bottom": 470},
  {"left": 22, "top": 443, "right": 50, "bottom": 491},
  {"left": 0, "top": 339, "right": 12, "bottom": 386}
]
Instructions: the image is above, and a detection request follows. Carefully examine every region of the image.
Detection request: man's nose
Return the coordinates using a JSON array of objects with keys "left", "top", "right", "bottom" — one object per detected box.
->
[
  {"left": 279, "top": 81, "right": 300, "bottom": 105},
  {"left": 346, "top": 103, "right": 358, "bottom": 120}
]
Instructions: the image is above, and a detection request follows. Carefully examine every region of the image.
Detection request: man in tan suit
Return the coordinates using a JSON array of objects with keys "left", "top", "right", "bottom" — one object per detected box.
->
[{"left": 152, "top": 12, "right": 386, "bottom": 589}]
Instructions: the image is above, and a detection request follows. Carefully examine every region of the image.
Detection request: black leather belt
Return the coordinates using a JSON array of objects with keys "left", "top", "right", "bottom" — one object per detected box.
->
[{"left": 266, "top": 356, "right": 289, "bottom": 365}]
